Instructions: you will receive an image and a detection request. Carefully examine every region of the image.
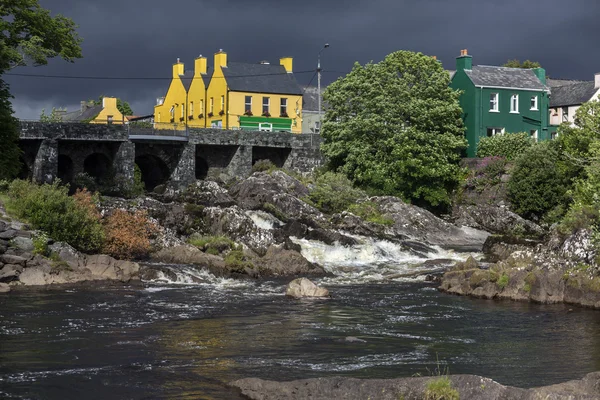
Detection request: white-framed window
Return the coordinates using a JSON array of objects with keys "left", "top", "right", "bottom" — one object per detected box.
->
[
  {"left": 486, "top": 127, "right": 504, "bottom": 137},
  {"left": 262, "top": 97, "right": 270, "bottom": 115},
  {"left": 530, "top": 129, "right": 538, "bottom": 142},
  {"left": 190, "top": 102, "right": 194, "bottom": 117},
  {"left": 551, "top": 131, "right": 558, "bottom": 140},
  {"left": 169, "top": 105, "right": 175, "bottom": 116},
  {"left": 314, "top": 121, "right": 321, "bottom": 134},
  {"left": 562, "top": 106, "right": 569, "bottom": 122},
  {"left": 220, "top": 95, "right": 225, "bottom": 111},
  {"left": 280, "top": 98, "right": 288, "bottom": 116},
  {"left": 180, "top": 104, "right": 185, "bottom": 119},
  {"left": 259, "top": 122, "right": 272, "bottom": 132},
  {"left": 107, "top": 115, "right": 113, "bottom": 124},
  {"left": 245, "top": 96, "right": 252, "bottom": 113},
  {"left": 210, "top": 97, "right": 214, "bottom": 114},
  {"left": 199, "top": 99, "right": 204, "bottom": 115},
  {"left": 510, "top": 94, "right": 519, "bottom": 113},
  {"left": 530, "top": 96, "right": 538, "bottom": 110},
  {"left": 490, "top": 93, "right": 499, "bottom": 112}
]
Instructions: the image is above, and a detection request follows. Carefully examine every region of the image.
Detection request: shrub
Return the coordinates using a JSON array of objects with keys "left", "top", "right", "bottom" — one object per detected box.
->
[
  {"left": 497, "top": 273, "right": 509, "bottom": 289},
  {"left": 188, "top": 235, "right": 237, "bottom": 254},
  {"left": 102, "top": 209, "right": 158, "bottom": 259},
  {"left": 224, "top": 249, "right": 254, "bottom": 272},
  {"left": 261, "top": 202, "right": 289, "bottom": 222},
  {"left": 73, "top": 172, "right": 98, "bottom": 193},
  {"left": 347, "top": 201, "right": 393, "bottom": 226},
  {"left": 477, "top": 132, "right": 533, "bottom": 160},
  {"left": 507, "top": 143, "right": 567, "bottom": 221},
  {"left": 32, "top": 231, "right": 50, "bottom": 256},
  {"left": 252, "top": 159, "right": 276, "bottom": 173},
  {"left": 6, "top": 181, "right": 104, "bottom": 253},
  {"left": 307, "top": 172, "right": 366, "bottom": 214},
  {"left": 424, "top": 376, "right": 459, "bottom": 400}
]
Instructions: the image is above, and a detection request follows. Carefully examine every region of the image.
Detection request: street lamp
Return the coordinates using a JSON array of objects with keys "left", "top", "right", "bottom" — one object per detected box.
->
[{"left": 317, "top": 43, "right": 329, "bottom": 129}]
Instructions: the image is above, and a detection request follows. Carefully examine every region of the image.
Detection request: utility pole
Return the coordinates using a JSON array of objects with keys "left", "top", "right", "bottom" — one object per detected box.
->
[{"left": 317, "top": 43, "right": 329, "bottom": 131}]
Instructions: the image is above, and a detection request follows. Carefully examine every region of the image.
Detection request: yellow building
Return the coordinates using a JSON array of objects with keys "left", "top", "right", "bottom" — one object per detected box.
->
[
  {"left": 61, "top": 97, "right": 125, "bottom": 124},
  {"left": 155, "top": 50, "right": 303, "bottom": 133}
]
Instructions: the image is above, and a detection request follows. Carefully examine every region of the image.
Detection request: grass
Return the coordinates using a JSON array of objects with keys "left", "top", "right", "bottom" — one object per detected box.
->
[
  {"left": 424, "top": 376, "right": 460, "bottom": 400},
  {"left": 347, "top": 201, "right": 394, "bottom": 226},
  {"left": 188, "top": 235, "right": 237, "bottom": 254},
  {"left": 224, "top": 250, "right": 254, "bottom": 272},
  {"left": 497, "top": 274, "right": 509, "bottom": 290},
  {"left": 261, "top": 202, "right": 289, "bottom": 222}
]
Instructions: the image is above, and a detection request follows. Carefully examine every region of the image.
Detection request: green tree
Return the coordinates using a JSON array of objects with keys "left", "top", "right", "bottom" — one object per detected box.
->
[
  {"left": 0, "top": 79, "right": 21, "bottom": 180},
  {"left": 321, "top": 50, "right": 466, "bottom": 212},
  {"left": 39, "top": 107, "right": 65, "bottom": 122},
  {"left": 92, "top": 96, "right": 134, "bottom": 116},
  {"left": 503, "top": 59, "right": 542, "bottom": 69},
  {"left": 0, "top": 0, "right": 82, "bottom": 72}
]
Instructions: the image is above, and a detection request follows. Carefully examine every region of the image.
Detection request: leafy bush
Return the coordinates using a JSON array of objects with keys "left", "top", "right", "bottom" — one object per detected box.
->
[
  {"left": 464, "top": 156, "right": 508, "bottom": 191},
  {"left": 497, "top": 274, "right": 509, "bottom": 289},
  {"left": 188, "top": 235, "right": 237, "bottom": 254},
  {"left": 6, "top": 181, "right": 104, "bottom": 253},
  {"left": 261, "top": 202, "right": 288, "bottom": 222},
  {"left": 252, "top": 159, "right": 276, "bottom": 173},
  {"left": 424, "top": 376, "right": 459, "bottom": 400},
  {"left": 32, "top": 231, "right": 50, "bottom": 256},
  {"left": 102, "top": 209, "right": 158, "bottom": 259},
  {"left": 507, "top": 143, "right": 567, "bottom": 221},
  {"left": 477, "top": 132, "right": 533, "bottom": 160},
  {"left": 307, "top": 172, "right": 366, "bottom": 214},
  {"left": 224, "top": 249, "right": 254, "bottom": 272},
  {"left": 347, "top": 201, "right": 394, "bottom": 226}
]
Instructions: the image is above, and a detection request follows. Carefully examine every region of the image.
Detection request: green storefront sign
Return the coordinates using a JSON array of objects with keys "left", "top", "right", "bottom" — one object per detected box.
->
[{"left": 239, "top": 116, "right": 292, "bottom": 132}]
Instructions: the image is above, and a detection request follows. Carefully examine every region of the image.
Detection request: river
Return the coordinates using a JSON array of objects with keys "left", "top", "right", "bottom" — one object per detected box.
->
[{"left": 2, "top": 238, "right": 600, "bottom": 399}]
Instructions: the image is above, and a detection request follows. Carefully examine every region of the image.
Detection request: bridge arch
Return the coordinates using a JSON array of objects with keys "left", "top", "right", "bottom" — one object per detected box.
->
[
  {"left": 195, "top": 156, "right": 209, "bottom": 180},
  {"left": 57, "top": 155, "right": 74, "bottom": 184},
  {"left": 135, "top": 154, "right": 170, "bottom": 191},
  {"left": 83, "top": 153, "right": 112, "bottom": 182}
]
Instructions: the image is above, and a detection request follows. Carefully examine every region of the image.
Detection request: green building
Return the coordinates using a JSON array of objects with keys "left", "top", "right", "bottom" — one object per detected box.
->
[{"left": 450, "top": 50, "right": 550, "bottom": 157}]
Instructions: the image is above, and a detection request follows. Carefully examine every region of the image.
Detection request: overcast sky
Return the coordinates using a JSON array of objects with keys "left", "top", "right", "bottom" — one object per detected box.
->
[{"left": 5, "top": 0, "right": 600, "bottom": 119}]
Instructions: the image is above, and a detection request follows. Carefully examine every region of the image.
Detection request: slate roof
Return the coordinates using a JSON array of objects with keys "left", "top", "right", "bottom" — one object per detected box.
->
[
  {"left": 302, "top": 86, "right": 319, "bottom": 111},
  {"left": 550, "top": 81, "right": 599, "bottom": 107},
  {"left": 222, "top": 62, "right": 303, "bottom": 95},
  {"left": 464, "top": 66, "right": 548, "bottom": 91},
  {"left": 546, "top": 78, "right": 584, "bottom": 88},
  {"left": 62, "top": 104, "right": 103, "bottom": 121},
  {"left": 180, "top": 70, "right": 194, "bottom": 92}
]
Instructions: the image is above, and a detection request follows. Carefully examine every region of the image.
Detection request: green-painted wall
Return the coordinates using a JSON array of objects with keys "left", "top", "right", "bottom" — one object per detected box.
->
[{"left": 451, "top": 70, "right": 550, "bottom": 157}]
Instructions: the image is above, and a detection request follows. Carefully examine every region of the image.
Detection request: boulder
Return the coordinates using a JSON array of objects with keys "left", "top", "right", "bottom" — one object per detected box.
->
[
  {"left": 151, "top": 245, "right": 225, "bottom": 269},
  {"left": 10, "top": 236, "right": 34, "bottom": 252},
  {"left": 260, "top": 245, "right": 326, "bottom": 277},
  {"left": 561, "top": 229, "right": 598, "bottom": 266},
  {"left": 0, "top": 264, "right": 23, "bottom": 282},
  {"left": 0, "top": 254, "right": 28, "bottom": 266},
  {"left": 48, "top": 242, "right": 85, "bottom": 269},
  {"left": 0, "top": 229, "right": 17, "bottom": 240},
  {"left": 0, "top": 282, "right": 9, "bottom": 293},
  {"left": 177, "top": 180, "right": 235, "bottom": 207},
  {"left": 84, "top": 255, "right": 140, "bottom": 283},
  {"left": 286, "top": 278, "right": 329, "bottom": 298},
  {"left": 453, "top": 204, "right": 544, "bottom": 238}
]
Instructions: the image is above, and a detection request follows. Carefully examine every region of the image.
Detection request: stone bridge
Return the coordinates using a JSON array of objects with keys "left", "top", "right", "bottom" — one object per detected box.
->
[{"left": 18, "top": 122, "right": 323, "bottom": 191}]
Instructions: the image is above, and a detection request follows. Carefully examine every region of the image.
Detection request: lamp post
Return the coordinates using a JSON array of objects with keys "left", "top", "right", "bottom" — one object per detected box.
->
[{"left": 317, "top": 43, "right": 329, "bottom": 130}]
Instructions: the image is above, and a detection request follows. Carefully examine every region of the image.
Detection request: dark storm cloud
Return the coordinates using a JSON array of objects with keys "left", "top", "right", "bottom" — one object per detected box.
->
[{"left": 6, "top": 0, "right": 600, "bottom": 118}]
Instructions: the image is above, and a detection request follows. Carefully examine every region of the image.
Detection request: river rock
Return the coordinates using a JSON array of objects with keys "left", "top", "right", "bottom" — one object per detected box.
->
[
  {"left": 10, "top": 236, "right": 34, "bottom": 252},
  {"left": 151, "top": 245, "right": 225, "bottom": 268},
  {"left": 454, "top": 204, "right": 544, "bottom": 238},
  {"left": 84, "top": 255, "right": 140, "bottom": 283},
  {"left": 0, "top": 254, "right": 28, "bottom": 266},
  {"left": 0, "top": 264, "right": 23, "bottom": 282},
  {"left": 0, "top": 282, "right": 9, "bottom": 293},
  {"left": 286, "top": 278, "right": 329, "bottom": 298},
  {"left": 260, "top": 245, "right": 325, "bottom": 277},
  {"left": 231, "top": 372, "right": 600, "bottom": 400},
  {"left": 0, "top": 220, "right": 7, "bottom": 231},
  {"left": 48, "top": 242, "right": 86, "bottom": 269},
  {"left": 0, "top": 229, "right": 17, "bottom": 240},
  {"left": 561, "top": 229, "right": 598, "bottom": 266},
  {"left": 177, "top": 180, "right": 235, "bottom": 207}
]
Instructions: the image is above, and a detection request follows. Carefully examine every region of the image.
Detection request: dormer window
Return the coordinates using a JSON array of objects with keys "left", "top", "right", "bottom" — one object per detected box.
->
[
  {"left": 490, "top": 93, "right": 499, "bottom": 112},
  {"left": 510, "top": 94, "right": 519, "bottom": 113}
]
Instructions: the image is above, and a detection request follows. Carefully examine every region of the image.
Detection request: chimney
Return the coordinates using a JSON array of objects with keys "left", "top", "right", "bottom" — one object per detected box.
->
[
  {"left": 102, "top": 97, "right": 118, "bottom": 110},
  {"left": 533, "top": 67, "right": 546, "bottom": 85},
  {"left": 81, "top": 100, "right": 88, "bottom": 112},
  {"left": 456, "top": 48, "right": 472, "bottom": 71},
  {"left": 214, "top": 49, "right": 227, "bottom": 69},
  {"left": 172, "top": 58, "right": 184, "bottom": 78},
  {"left": 195, "top": 55, "right": 207, "bottom": 76},
  {"left": 595, "top": 72, "right": 600, "bottom": 89},
  {"left": 280, "top": 57, "right": 293, "bottom": 73}
]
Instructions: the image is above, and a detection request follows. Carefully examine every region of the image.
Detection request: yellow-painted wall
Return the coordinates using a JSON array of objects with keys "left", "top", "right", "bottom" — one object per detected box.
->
[
  {"left": 154, "top": 61, "right": 188, "bottom": 130},
  {"left": 229, "top": 91, "right": 302, "bottom": 133},
  {"left": 91, "top": 97, "right": 124, "bottom": 124},
  {"left": 186, "top": 56, "right": 208, "bottom": 128},
  {"left": 205, "top": 51, "right": 228, "bottom": 129}
]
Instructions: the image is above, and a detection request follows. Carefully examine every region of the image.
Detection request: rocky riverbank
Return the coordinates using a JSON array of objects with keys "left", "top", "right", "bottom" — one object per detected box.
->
[{"left": 231, "top": 371, "right": 600, "bottom": 400}]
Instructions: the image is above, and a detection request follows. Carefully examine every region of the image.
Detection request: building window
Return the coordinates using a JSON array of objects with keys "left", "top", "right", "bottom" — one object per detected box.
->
[
  {"left": 169, "top": 105, "right": 175, "bottom": 117},
  {"left": 510, "top": 94, "right": 519, "bottom": 113},
  {"left": 259, "top": 122, "right": 272, "bottom": 132},
  {"left": 280, "top": 98, "right": 288, "bottom": 117},
  {"left": 562, "top": 106, "right": 569, "bottom": 122},
  {"left": 245, "top": 96, "right": 252, "bottom": 113},
  {"left": 530, "top": 96, "right": 538, "bottom": 110},
  {"left": 530, "top": 130, "right": 538, "bottom": 142},
  {"left": 107, "top": 115, "right": 113, "bottom": 124},
  {"left": 190, "top": 102, "right": 194, "bottom": 117},
  {"left": 486, "top": 127, "right": 504, "bottom": 137},
  {"left": 200, "top": 99, "right": 204, "bottom": 115},
  {"left": 157, "top": 112, "right": 161, "bottom": 123},
  {"left": 210, "top": 98, "right": 214, "bottom": 115},
  {"left": 314, "top": 121, "right": 321, "bottom": 134},
  {"left": 180, "top": 104, "right": 185, "bottom": 119},
  {"left": 262, "top": 97, "right": 270, "bottom": 115},
  {"left": 551, "top": 131, "right": 558, "bottom": 140},
  {"left": 220, "top": 95, "right": 225, "bottom": 111},
  {"left": 489, "top": 93, "right": 499, "bottom": 112}
]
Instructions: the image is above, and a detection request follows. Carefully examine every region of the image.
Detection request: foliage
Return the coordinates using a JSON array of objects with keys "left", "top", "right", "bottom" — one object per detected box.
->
[
  {"left": 476, "top": 132, "right": 533, "bottom": 160},
  {"left": 307, "top": 172, "right": 366, "bottom": 214},
  {"left": 6, "top": 181, "right": 104, "bottom": 253},
  {"left": 0, "top": 79, "right": 21, "bottom": 180},
  {"left": 0, "top": 0, "right": 82, "bottom": 72},
  {"left": 39, "top": 107, "right": 65, "bottom": 122},
  {"left": 347, "top": 201, "right": 394, "bottom": 226},
  {"left": 32, "top": 231, "right": 49, "bottom": 256},
  {"left": 261, "top": 202, "right": 289, "bottom": 222},
  {"left": 224, "top": 250, "right": 254, "bottom": 272},
  {"left": 502, "top": 59, "right": 542, "bottom": 69},
  {"left": 508, "top": 143, "right": 567, "bottom": 221},
  {"left": 188, "top": 235, "right": 237, "bottom": 254},
  {"left": 252, "top": 159, "right": 276, "bottom": 173},
  {"left": 497, "top": 274, "right": 509, "bottom": 289},
  {"left": 102, "top": 209, "right": 158, "bottom": 260},
  {"left": 424, "top": 376, "right": 460, "bottom": 400},
  {"left": 464, "top": 156, "right": 508, "bottom": 191},
  {"left": 92, "top": 96, "right": 133, "bottom": 116},
  {"left": 321, "top": 50, "right": 467, "bottom": 212}
]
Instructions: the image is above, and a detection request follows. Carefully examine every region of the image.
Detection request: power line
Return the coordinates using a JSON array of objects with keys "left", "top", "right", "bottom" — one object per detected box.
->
[{"left": 4, "top": 69, "right": 317, "bottom": 80}]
